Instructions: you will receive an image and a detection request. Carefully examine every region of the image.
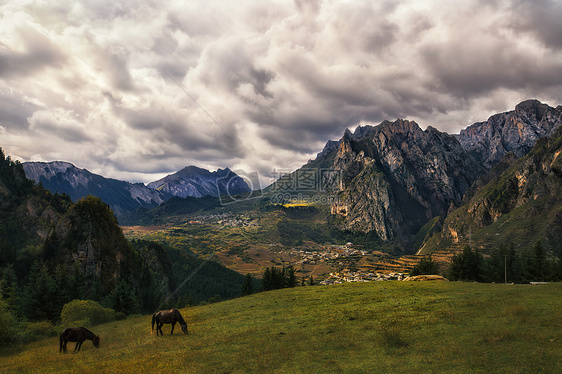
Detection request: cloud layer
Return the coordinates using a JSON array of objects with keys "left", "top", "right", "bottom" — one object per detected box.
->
[{"left": 1, "top": 0, "right": 562, "bottom": 184}]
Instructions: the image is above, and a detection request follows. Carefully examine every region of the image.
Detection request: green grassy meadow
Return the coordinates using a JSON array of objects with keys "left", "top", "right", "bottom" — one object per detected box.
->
[{"left": 1, "top": 281, "right": 561, "bottom": 373}]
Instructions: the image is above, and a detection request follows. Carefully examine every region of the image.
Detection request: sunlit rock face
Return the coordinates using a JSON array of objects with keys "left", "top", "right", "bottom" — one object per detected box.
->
[{"left": 459, "top": 99, "right": 562, "bottom": 169}]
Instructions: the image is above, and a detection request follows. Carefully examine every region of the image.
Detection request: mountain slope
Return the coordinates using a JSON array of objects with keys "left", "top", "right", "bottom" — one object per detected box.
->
[
  {"left": 282, "top": 100, "right": 562, "bottom": 248},
  {"left": 307, "top": 120, "right": 484, "bottom": 242},
  {"left": 419, "top": 124, "right": 562, "bottom": 255},
  {"left": 458, "top": 99, "right": 562, "bottom": 169},
  {"left": 0, "top": 149, "right": 71, "bottom": 266},
  {"left": 147, "top": 166, "right": 251, "bottom": 198},
  {"left": 23, "top": 161, "right": 171, "bottom": 218}
]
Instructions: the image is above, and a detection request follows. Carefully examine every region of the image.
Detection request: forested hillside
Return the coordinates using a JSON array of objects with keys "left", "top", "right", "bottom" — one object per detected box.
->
[{"left": 1, "top": 148, "right": 248, "bottom": 334}]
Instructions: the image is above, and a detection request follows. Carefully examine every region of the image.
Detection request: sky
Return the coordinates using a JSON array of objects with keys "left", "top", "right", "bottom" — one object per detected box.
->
[{"left": 1, "top": 0, "right": 562, "bottom": 185}]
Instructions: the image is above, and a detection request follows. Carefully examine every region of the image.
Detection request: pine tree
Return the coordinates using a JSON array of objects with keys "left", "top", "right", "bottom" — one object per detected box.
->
[
  {"left": 52, "top": 264, "right": 70, "bottom": 318},
  {"left": 411, "top": 255, "right": 439, "bottom": 276},
  {"left": 286, "top": 266, "right": 297, "bottom": 288},
  {"left": 20, "top": 261, "right": 58, "bottom": 321},
  {"left": 449, "top": 246, "right": 483, "bottom": 281},
  {"left": 0, "top": 265, "right": 19, "bottom": 315},
  {"left": 531, "top": 240, "right": 547, "bottom": 281},
  {"left": 68, "top": 262, "right": 85, "bottom": 300},
  {"left": 241, "top": 273, "right": 254, "bottom": 296},
  {"left": 262, "top": 267, "right": 273, "bottom": 291},
  {"left": 111, "top": 280, "right": 139, "bottom": 316}
]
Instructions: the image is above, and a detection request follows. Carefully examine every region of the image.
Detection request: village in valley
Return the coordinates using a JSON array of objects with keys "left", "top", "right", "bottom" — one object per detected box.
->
[{"left": 123, "top": 210, "right": 427, "bottom": 285}]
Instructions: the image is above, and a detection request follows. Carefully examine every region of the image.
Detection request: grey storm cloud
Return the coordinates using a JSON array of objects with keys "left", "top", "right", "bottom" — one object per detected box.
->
[
  {"left": 0, "top": 26, "right": 66, "bottom": 79},
  {"left": 1, "top": 0, "right": 562, "bottom": 183}
]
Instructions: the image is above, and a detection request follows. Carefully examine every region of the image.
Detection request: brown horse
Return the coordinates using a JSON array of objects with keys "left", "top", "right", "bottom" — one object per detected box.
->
[
  {"left": 152, "top": 308, "right": 188, "bottom": 336},
  {"left": 60, "top": 327, "right": 100, "bottom": 353}
]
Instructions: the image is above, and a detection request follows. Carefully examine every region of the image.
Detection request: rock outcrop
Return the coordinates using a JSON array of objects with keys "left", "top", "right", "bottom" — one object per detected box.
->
[
  {"left": 327, "top": 119, "right": 484, "bottom": 241},
  {"left": 309, "top": 100, "right": 562, "bottom": 246},
  {"left": 420, "top": 124, "right": 562, "bottom": 254},
  {"left": 458, "top": 99, "right": 562, "bottom": 169}
]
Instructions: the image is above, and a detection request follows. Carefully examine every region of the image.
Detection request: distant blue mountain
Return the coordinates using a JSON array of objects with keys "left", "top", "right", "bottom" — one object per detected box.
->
[
  {"left": 23, "top": 161, "right": 172, "bottom": 218},
  {"left": 147, "top": 165, "right": 251, "bottom": 198}
]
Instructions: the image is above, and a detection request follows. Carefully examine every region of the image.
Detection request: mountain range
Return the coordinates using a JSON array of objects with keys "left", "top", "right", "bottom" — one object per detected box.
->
[
  {"left": 419, "top": 123, "right": 562, "bottom": 255},
  {"left": 16, "top": 99, "right": 562, "bottom": 254},
  {"left": 147, "top": 166, "right": 251, "bottom": 199},
  {"left": 22, "top": 162, "right": 250, "bottom": 218},
  {"left": 276, "top": 99, "right": 562, "bottom": 252}
]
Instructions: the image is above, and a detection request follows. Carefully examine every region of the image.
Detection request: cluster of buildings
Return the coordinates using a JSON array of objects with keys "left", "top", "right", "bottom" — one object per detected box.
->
[
  {"left": 188, "top": 213, "right": 258, "bottom": 228},
  {"left": 289, "top": 244, "right": 368, "bottom": 265},
  {"left": 320, "top": 270, "right": 407, "bottom": 285}
]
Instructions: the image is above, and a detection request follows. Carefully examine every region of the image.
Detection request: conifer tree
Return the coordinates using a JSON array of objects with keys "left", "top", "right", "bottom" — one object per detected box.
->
[
  {"left": 285, "top": 265, "right": 297, "bottom": 288},
  {"left": 262, "top": 267, "right": 273, "bottom": 291},
  {"left": 111, "top": 280, "right": 139, "bottom": 316},
  {"left": 0, "top": 265, "right": 19, "bottom": 315},
  {"left": 241, "top": 273, "right": 254, "bottom": 296},
  {"left": 411, "top": 255, "right": 439, "bottom": 276},
  {"left": 68, "top": 262, "right": 86, "bottom": 301},
  {"left": 531, "top": 240, "right": 547, "bottom": 281},
  {"left": 21, "top": 261, "right": 58, "bottom": 320}
]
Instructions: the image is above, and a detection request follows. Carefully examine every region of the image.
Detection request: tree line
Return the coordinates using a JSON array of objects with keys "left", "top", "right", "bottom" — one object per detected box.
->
[
  {"left": 412, "top": 241, "right": 562, "bottom": 283},
  {"left": 241, "top": 265, "right": 316, "bottom": 297}
]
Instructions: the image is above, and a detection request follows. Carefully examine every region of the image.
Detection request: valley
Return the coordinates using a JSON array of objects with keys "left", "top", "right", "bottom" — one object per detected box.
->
[{"left": 121, "top": 208, "right": 430, "bottom": 282}]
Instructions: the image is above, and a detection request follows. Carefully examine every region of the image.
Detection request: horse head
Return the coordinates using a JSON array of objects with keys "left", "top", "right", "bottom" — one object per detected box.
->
[
  {"left": 93, "top": 335, "right": 100, "bottom": 348},
  {"left": 181, "top": 324, "right": 188, "bottom": 334}
]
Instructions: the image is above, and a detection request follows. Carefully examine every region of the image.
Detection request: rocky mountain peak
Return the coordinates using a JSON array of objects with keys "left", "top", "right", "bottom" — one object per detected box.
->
[
  {"left": 514, "top": 99, "right": 550, "bottom": 120},
  {"left": 326, "top": 118, "right": 483, "bottom": 241},
  {"left": 458, "top": 100, "right": 562, "bottom": 169},
  {"left": 147, "top": 166, "right": 250, "bottom": 199},
  {"left": 316, "top": 140, "right": 340, "bottom": 158},
  {"left": 23, "top": 161, "right": 78, "bottom": 182},
  {"left": 23, "top": 161, "right": 171, "bottom": 218}
]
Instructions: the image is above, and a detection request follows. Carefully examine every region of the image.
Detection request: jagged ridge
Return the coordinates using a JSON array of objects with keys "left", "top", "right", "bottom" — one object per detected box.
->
[
  {"left": 147, "top": 166, "right": 251, "bottom": 198},
  {"left": 23, "top": 161, "right": 172, "bottom": 218}
]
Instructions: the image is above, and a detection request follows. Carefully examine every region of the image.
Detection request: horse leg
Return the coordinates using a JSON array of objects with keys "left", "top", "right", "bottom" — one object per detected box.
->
[
  {"left": 157, "top": 321, "right": 163, "bottom": 336},
  {"left": 76, "top": 340, "right": 83, "bottom": 352},
  {"left": 171, "top": 321, "right": 176, "bottom": 335}
]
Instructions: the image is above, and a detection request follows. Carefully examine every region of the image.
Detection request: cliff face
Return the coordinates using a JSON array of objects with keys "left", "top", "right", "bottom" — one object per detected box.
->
[
  {"left": 458, "top": 99, "right": 562, "bottom": 169},
  {"left": 0, "top": 150, "right": 71, "bottom": 264},
  {"left": 420, "top": 125, "right": 562, "bottom": 254},
  {"left": 329, "top": 120, "right": 484, "bottom": 241},
  {"left": 309, "top": 100, "right": 562, "bottom": 246},
  {"left": 45, "top": 196, "right": 133, "bottom": 292}
]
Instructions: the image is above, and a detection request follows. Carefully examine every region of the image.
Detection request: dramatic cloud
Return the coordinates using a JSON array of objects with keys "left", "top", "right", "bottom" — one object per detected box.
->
[{"left": 1, "top": 0, "right": 562, "bottom": 185}]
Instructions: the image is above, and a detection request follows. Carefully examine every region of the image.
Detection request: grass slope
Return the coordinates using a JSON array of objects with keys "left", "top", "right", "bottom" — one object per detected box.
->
[{"left": 2, "top": 282, "right": 561, "bottom": 373}]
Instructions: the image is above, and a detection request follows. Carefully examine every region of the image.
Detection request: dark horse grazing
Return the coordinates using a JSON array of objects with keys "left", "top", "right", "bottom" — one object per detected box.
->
[
  {"left": 152, "top": 308, "right": 188, "bottom": 336},
  {"left": 60, "top": 327, "right": 100, "bottom": 353}
]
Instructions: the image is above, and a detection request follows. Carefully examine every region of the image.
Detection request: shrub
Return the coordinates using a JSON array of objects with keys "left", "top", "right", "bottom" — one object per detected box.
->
[
  {"left": 0, "top": 299, "right": 18, "bottom": 347},
  {"left": 20, "top": 321, "right": 58, "bottom": 343},
  {"left": 61, "top": 299, "right": 115, "bottom": 327},
  {"left": 411, "top": 255, "right": 440, "bottom": 276}
]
